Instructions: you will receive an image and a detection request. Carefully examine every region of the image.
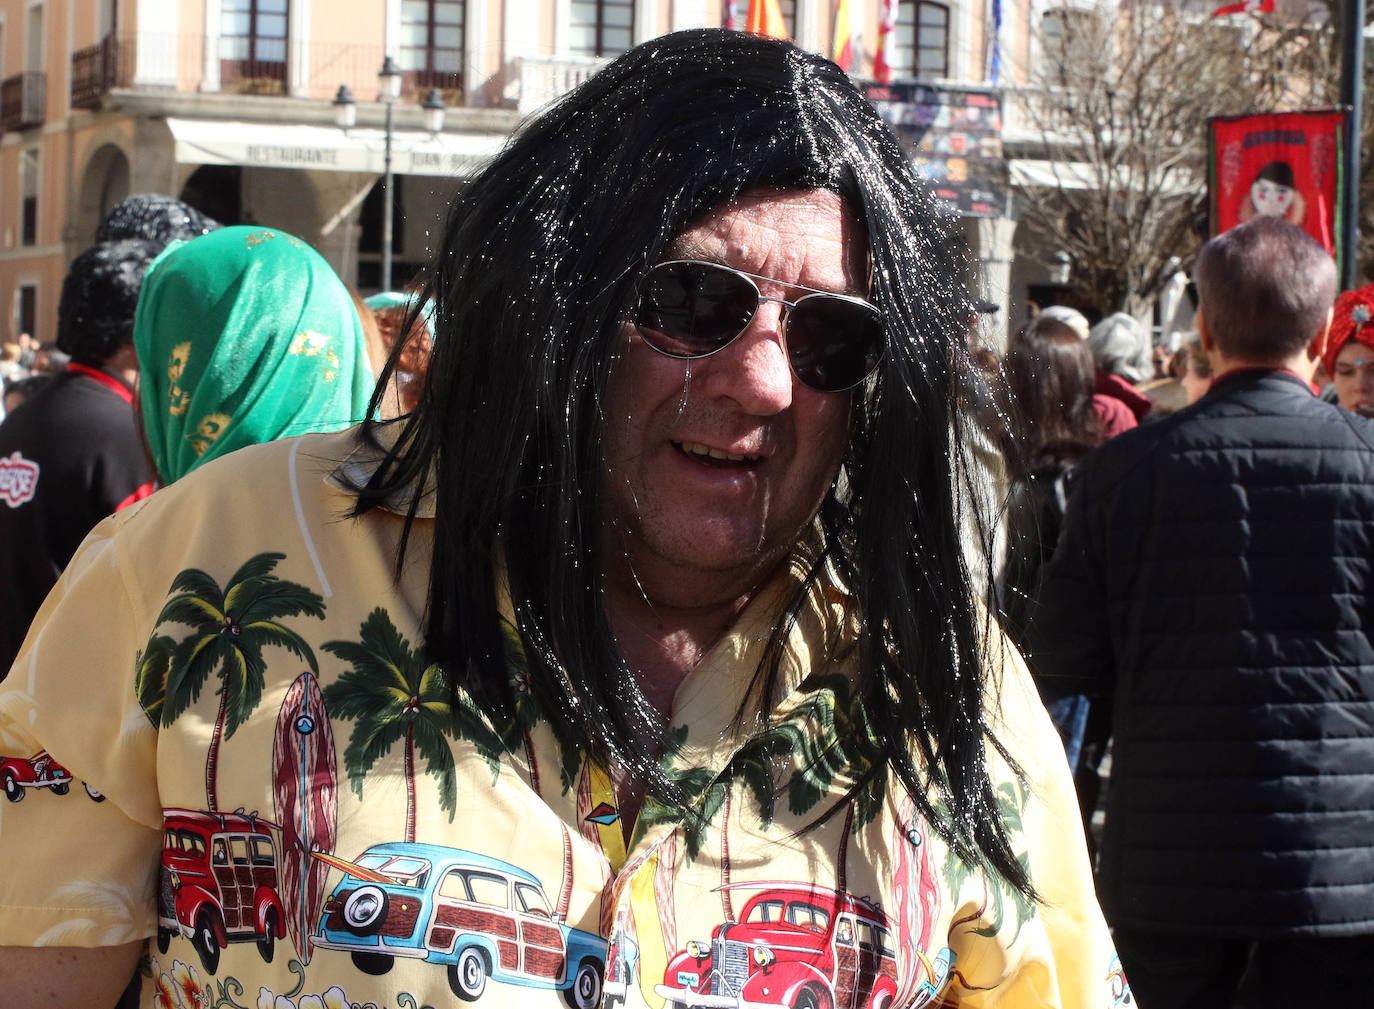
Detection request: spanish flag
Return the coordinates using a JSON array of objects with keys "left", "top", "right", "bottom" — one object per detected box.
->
[
  {"left": 746, "top": 0, "right": 789, "bottom": 38},
  {"left": 874, "top": 0, "right": 897, "bottom": 84},
  {"left": 832, "top": 0, "right": 853, "bottom": 70},
  {"left": 1211, "top": 0, "right": 1273, "bottom": 13}
]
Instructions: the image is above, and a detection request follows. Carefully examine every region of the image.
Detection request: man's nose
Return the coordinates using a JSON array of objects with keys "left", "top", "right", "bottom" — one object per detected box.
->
[{"left": 697, "top": 302, "right": 795, "bottom": 414}]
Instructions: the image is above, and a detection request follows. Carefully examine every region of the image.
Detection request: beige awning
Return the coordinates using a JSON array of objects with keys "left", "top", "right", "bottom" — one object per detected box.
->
[
  {"left": 1008, "top": 158, "right": 1099, "bottom": 190},
  {"left": 166, "top": 117, "right": 506, "bottom": 178}
]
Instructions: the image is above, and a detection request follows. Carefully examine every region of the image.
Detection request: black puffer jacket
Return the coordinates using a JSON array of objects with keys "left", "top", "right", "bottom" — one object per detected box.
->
[{"left": 1028, "top": 369, "right": 1374, "bottom": 938}]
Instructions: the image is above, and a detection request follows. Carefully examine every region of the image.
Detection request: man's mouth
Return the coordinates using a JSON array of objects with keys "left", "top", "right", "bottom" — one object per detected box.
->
[{"left": 673, "top": 440, "right": 762, "bottom": 466}]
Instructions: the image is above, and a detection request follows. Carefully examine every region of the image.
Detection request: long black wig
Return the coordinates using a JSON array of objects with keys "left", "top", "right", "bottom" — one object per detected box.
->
[{"left": 357, "top": 28, "right": 1030, "bottom": 896}]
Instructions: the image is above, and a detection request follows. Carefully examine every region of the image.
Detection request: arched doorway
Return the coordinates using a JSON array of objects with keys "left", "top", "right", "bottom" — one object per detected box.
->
[
  {"left": 74, "top": 143, "right": 131, "bottom": 247},
  {"left": 179, "top": 165, "right": 244, "bottom": 227}
]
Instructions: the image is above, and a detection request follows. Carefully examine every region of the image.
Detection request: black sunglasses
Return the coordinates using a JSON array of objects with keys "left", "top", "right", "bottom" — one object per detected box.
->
[{"left": 633, "top": 259, "right": 884, "bottom": 393}]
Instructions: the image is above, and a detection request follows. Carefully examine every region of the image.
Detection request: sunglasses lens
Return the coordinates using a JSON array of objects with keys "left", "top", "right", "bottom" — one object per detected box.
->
[
  {"left": 787, "top": 296, "right": 884, "bottom": 392},
  {"left": 635, "top": 262, "right": 757, "bottom": 357}
]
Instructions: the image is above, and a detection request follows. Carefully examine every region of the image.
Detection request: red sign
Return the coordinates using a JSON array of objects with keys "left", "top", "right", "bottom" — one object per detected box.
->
[{"left": 1208, "top": 110, "right": 1344, "bottom": 267}]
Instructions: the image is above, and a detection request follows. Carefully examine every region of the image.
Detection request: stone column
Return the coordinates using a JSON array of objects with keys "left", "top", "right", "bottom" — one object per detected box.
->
[{"left": 970, "top": 214, "right": 1017, "bottom": 354}]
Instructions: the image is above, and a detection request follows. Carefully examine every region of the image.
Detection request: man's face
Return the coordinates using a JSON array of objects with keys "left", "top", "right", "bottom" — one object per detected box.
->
[
  {"left": 1333, "top": 339, "right": 1374, "bottom": 417},
  {"left": 601, "top": 188, "right": 865, "bottom": 606},
  {"left": 1251, "top": 177, "right": 1296, "bottom": 218},
  {"left": 1180, "top": 355, "right": 1210, "bottom": 405}
]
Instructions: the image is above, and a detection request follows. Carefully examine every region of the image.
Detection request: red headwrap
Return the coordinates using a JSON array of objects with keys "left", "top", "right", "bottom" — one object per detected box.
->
[{"left": 1323, "top": 285, "right": 1374, "bottom": 377}]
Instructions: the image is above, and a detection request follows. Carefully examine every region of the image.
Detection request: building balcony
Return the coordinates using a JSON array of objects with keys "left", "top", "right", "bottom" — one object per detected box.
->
[
  {"left": 71, "top": 36, "right": 120, "bottom": 109},
  {"left": 69, "top": 34, "right": 468, "bottom": 105},
  {"left": 512, "top": 55, "right": 607, "bottom": 114},
  {"left": 63, "top": 36, "right": 610, "bottom": 122},
  {"left": 1, "top": 72, "right": 46, "bottom": 131},
  {"left": 1000, "top": 85, "right": 1081, "bottom": 149}
]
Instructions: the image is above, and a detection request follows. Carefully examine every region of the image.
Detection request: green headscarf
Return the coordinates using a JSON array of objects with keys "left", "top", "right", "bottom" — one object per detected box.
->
[{"left": 133, "top": 226, "right": 374, "bottom": 483}]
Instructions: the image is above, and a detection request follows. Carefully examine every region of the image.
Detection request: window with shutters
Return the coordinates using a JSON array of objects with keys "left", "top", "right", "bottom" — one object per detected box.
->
[
  {"left": 889, "top": 0, "right": 948, "bottom": 80},
  {"left": 220, "top": 0, "right": 288, "bottom": 85},
  {"left": 400, "top": 0, "right": 464, "bottom": 91},
  {"left": 569, "top": 0, "right": 633, "bottom": 57}
]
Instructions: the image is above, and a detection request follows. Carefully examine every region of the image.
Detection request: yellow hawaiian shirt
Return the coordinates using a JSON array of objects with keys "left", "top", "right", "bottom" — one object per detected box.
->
[{"left": 0, "top": 428, "right": 1129, "bottom": 1009}]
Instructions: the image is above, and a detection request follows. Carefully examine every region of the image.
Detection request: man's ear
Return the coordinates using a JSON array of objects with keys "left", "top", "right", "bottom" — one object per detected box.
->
[
  {"left": 1307, "top": 306, "right": 1336, "bottom": 363},
  {"left": 1196, "top": 311, "right": 1213, "bottom": 352}
]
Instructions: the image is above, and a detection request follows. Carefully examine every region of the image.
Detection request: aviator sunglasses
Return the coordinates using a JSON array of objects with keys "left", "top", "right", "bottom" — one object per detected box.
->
[{"left": 633, "top": 259, "right": 884, "bottom": 393}]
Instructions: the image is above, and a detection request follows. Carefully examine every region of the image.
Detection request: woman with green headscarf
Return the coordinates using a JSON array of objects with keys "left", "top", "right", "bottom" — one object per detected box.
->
[{"left": 133, "top": 226, "right": 375, "bottom": 483}]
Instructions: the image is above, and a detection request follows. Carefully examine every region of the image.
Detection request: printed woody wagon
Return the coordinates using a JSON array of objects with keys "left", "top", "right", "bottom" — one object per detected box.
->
[
  {"left": 311, "top": 841, "right": 607, "bottom": 1007},
  {"left": 157, "top": 807, "right": 287, "bottom": 974}
]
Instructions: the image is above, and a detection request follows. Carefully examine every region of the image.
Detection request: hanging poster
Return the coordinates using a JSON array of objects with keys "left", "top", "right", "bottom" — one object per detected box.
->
[
  {"left": 866, "top": 83, "right": 1007, "bottom": 218},
  {"left": 1208, "top": 109, "right": 1344, "bottom": 268}
]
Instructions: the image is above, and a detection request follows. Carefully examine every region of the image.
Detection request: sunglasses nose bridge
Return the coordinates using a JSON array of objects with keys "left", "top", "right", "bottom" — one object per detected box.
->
[{"left": 750, "top": 293, "right": 793, "bottom": 341}]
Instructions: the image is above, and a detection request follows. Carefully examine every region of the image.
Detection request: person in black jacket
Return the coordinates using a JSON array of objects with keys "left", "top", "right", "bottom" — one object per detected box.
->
[
  {"left": 0, "top": 240, "right": 161, "bottom": 676},
  {"left": 0, "top": 198, "right": 220, "bottom": 680},
  {"left": 1028, "top": 216, "right": 1374, "bottom": 1008}
]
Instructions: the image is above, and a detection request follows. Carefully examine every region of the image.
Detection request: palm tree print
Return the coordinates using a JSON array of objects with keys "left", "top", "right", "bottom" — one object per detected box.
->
[
  {"left": 637, "top": 673, "right": 886, "bottom": 861},
  {"left": 496, "top": 617, "right": 580, "bottom": 798},
  {"left": 135, "top": 552, "right": 326, "bottom": 811},
  {"left": 778, "top": 672, "right": 887, "bottom": 830},
  {"left": 633, "top": 727, "right": 727, "bottom": 860},
  {"left": 135, "top": 634, "right": 177, "bottom": 728},
  {"left": 632, "top": 671, "right": 899, "bottom": 927},
  {"left": 322, "top": 607, "right": 504, "bottom": 842},
  {"left": 635, "top": 723, "right": 797, "bottom": 920},
  {"left": 943, "top": 777, "right": 1034, "bottom": 943}
]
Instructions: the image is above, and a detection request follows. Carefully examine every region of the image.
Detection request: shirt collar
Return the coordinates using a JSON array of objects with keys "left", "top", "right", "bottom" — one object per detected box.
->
[
  {"left": 1209, "top": 365, "right": 1318, "bottom": 396},
  {"left": 66, "top": 361, "right": 135, "bottom": 404},
  {"left": 326, "top": 422, "right": 437, "bottom": 518}
]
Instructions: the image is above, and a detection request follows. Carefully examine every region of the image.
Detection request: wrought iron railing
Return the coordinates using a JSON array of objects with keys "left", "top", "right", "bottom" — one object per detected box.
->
[
  {"left": 513, "top": 55, "right": 607, "bottom": 114},
  {"left": 61, "top": 36, "right": 611, "bottom": 115},
  {"left": 0, "top": 72, "right": 46, "bottom": 131},
  {"left": 71, "top": 36, "right": 119, "bottom": 109}
]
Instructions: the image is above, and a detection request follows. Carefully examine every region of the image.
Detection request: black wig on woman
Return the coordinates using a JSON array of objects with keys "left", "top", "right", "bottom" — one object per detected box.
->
[{"left": 358, "top": 28, "right": 1030, "bottom": 895}]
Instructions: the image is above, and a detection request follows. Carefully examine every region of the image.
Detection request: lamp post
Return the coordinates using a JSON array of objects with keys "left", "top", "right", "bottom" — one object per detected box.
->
[
  {"left": 333, "top": 59, "right": 446, "bottom": 292},
  {"left": 1049, "top": 250, "right": 1072, "bottom": 287},
  {"left": 377, "top": 57, "right": 401, "bottom": 292},
  {"left": 1340, "top": 0, "right": 1365, "bottom": 290}
]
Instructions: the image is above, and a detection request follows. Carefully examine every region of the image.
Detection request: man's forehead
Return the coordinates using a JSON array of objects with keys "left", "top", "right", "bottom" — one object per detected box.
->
[{"left": 663, "top": 189, "right": 869, "bottom": 279}]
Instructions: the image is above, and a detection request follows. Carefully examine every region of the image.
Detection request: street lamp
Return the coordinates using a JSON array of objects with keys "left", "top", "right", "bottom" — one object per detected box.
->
[
  {"left": 332, "top": 84, "right": 356, "bottom": 128},
  {"left": 1049, "top": 250, "right": 1072, "bottom": 287},
  {"left": 334, "top": 60, "right": 447, "bottom": 292},
  {"left": 376, "top": 57, "right": 403, "bottom": 293},
  {"left": 422, "top": 88, "right": 445, "bottom": 134}
]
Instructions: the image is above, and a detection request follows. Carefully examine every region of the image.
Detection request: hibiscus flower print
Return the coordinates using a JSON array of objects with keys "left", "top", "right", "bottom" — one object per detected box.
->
[
  {"left": 153, "top": 972, "right": 178, "bottom": 1009},
  {"left": 171, "top": 959, "right": 210, "bottom": 1009},
  {"left": 256, "top": 985, "right": 376, "bottom": 1009}
]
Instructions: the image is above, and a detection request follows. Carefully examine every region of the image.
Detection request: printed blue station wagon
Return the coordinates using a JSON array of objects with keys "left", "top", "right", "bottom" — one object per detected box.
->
[{"left": 311, "top": 842, "right": 607, "bottom": 1007}]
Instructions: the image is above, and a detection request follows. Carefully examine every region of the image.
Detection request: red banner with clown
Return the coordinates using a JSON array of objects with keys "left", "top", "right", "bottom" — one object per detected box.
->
[{"left": 1208, "top": 109, "right": 1345, "bottom": 271}]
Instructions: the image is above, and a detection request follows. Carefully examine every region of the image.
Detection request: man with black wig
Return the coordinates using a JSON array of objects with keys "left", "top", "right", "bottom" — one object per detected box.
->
[{"left": 0, "top": 31, "right": 1118, "bottom": 1007}]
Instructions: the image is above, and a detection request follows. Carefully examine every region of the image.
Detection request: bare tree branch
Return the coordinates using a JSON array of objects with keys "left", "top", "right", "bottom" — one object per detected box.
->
[{"left": 1011, "top": 2, "right": 1353, "bottom": 314}]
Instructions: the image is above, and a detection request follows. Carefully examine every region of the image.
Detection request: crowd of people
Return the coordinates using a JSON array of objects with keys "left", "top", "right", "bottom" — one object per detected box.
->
[
  {"left": 0, "top": 28, "right": 1370, "bottom": 1009},
  {"left": 2, "top": 333, "right": 66, "bottom": 417}
]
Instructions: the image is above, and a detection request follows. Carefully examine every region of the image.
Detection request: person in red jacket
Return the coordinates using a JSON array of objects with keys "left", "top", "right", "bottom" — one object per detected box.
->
[{"left": 1033, "top": 305, "right": 1149, "bottom": 437}]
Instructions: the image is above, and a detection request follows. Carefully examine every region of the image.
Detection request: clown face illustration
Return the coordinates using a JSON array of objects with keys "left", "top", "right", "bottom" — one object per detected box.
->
[
  {"left": 1241, "top": 160, "right": 1305, "bottom": 226},
  {"left": 1250, "top": 177, "right": 1296, "bottom": 218}
]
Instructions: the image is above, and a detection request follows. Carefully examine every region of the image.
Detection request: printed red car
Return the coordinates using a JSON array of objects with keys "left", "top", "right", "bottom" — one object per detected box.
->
[
  {"left": 655, "top": 883, "right": 899, "bottom": 1009},
  {"left": 0, "top": 750, "right": 73, "bottom": 801},
  {"left": 157, "top": 807, "right": 287, "bottom": 974}
]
